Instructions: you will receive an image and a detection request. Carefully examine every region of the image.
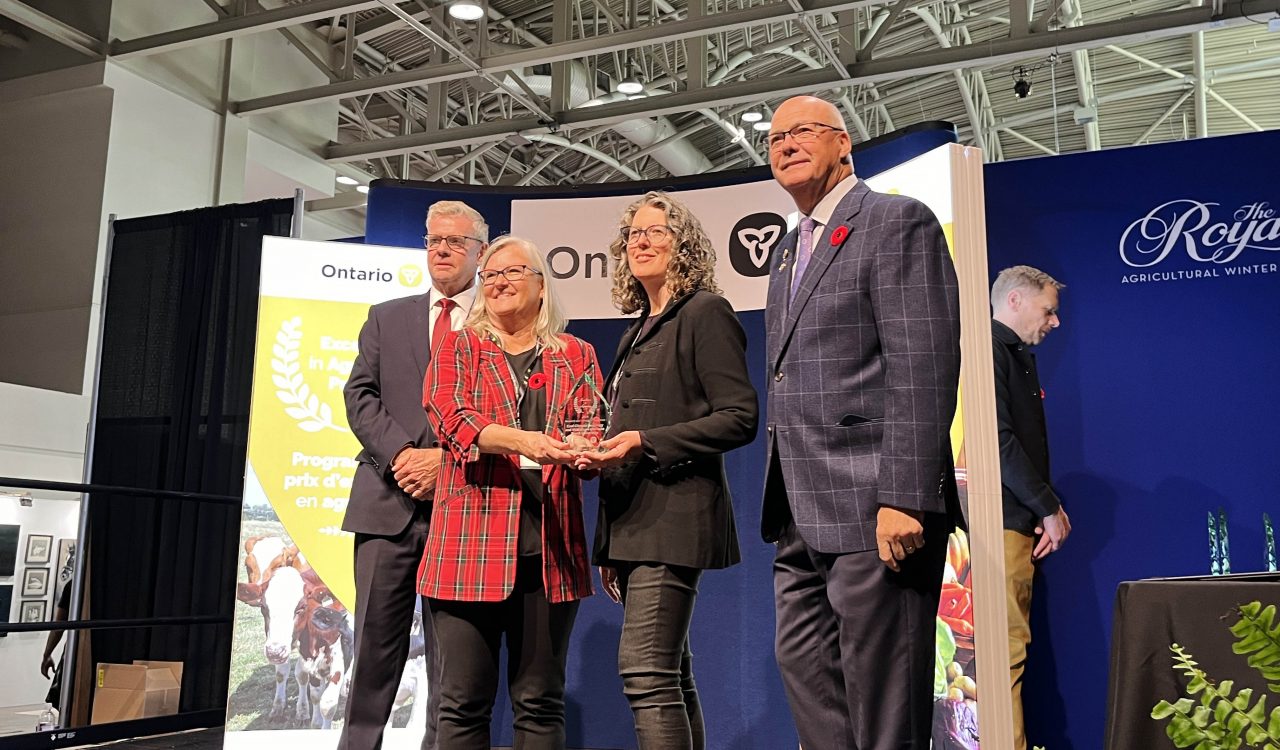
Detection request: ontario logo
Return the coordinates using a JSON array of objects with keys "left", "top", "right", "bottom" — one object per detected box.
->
[
  {"left": 318, "top": 263, "right": 426, "bottom": 286},
  {"left": 728, "top": 212, "right": 786, "bottom": 277},
  {"left": 1118, "top": 200, "right": 1280, "bottom": 284},
  {"left": 398, "top": 264, "right": 424, "bottom": 287}
]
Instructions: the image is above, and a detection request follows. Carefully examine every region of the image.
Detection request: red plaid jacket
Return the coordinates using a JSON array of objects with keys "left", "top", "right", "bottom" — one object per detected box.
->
[{"left": 419, "top": 328, "right": 597, "bottom": 604}]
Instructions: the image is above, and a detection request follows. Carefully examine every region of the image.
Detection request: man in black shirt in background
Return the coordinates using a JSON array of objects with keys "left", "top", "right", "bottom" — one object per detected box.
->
[{"left": 991, "top": 264, "right": 1072, "bottom": 750}]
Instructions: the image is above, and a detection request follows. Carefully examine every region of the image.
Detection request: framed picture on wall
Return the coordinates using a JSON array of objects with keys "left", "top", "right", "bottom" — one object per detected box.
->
[
  {"left": 22, "top": 567, "right": 49, "bottom": 598},
  {"left": 56, "top": 538, "right": 76, "bottom": 585},
  {"left": 0, "top": 584, "right": 12, "bottom": 637},
  {"left": 19, "top": 599, "right": 46, "bottom": 623},
  {"left": 25, "top": 534, "right": 53, "bottom": 564},
  {"left": 0, "top": 525, "right": 18, "bottom": 576}
]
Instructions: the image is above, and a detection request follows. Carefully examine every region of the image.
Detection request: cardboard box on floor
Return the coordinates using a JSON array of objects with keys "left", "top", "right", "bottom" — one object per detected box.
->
[{"left": 90, "top": 660, "right": 183, "bottom": 724}]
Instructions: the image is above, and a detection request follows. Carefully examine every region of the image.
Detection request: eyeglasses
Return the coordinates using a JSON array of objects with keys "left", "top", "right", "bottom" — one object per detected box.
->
[
  {"left": 621, "top": 225, "right": 674, "bottom": 245},
  {"left": 479, "top": 264, "right": 543, "bottom": 285},
  {"left": 766, "top": 122, "right": 845, "bottom": 151},
  {"left": 423, "top": 234, "right": 483, "bottom": 251}
]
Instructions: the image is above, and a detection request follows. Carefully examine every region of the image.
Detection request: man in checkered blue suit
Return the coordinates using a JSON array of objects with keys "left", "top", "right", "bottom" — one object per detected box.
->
[{"left": 761, "top": 95, "right": 962, "bottom": 750}]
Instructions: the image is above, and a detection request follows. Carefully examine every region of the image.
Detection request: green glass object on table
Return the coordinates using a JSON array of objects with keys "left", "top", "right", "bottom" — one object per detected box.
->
[
  {"left": 1209, "top": 511, "right": 1221, "bottom": 576},
  {"left": 1217, "top": 508, "right": 1231, "bottom": 575},
  {"left": 1265, "top": 513, "right": 1276, "bottom": 573}
]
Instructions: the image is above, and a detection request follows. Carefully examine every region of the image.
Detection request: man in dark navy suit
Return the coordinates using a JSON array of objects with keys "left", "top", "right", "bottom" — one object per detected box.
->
[
  {"left": 761, "top": 95, "right": 962, "bottom": 750},
  {"left": 338, "top": 201, "right": 487, "bottom": 750}
]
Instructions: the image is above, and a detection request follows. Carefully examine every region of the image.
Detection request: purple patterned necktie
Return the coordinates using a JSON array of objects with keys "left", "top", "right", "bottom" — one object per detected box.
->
[{"left": 790, "top": 216, "right": 817, "bottom": 303}]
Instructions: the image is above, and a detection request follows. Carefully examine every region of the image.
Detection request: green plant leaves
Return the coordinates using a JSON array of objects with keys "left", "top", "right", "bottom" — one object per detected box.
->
[
  {"left": 1233, "top": 603, "right": 1280, "bottom": 691},
  {"left": 1151, "top": 602, "right": 1280, "bottom": 748}
]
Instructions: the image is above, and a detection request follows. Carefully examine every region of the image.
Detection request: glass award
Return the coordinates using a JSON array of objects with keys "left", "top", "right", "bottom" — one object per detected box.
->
[{"left": 551, "top": 369, "right": 611, "bottom": 452}]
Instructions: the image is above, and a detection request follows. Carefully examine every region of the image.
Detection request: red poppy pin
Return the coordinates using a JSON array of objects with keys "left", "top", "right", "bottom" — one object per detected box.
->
[
  {"left": 830, "top": 225, "right": 851, "bottom": 247},
  {"left": 527, "top": 373, "right": 548, "bottom": 390},
  {"left": 1040, "top": 388, "right": 1046, "bottom": 400}
]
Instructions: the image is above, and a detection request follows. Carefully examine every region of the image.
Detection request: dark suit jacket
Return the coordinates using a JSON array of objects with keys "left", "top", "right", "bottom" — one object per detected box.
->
[
  {"left": 593, "top": 290, "right": 758, "bottom": 570},
  {"left": 992, "top": 319, "right": 1061, "bottom": 534},
  {"left": 762, "top": 180, "right": 962, "bottom": 554},
  {"left": 342, "top": 293, "right": 437, "bottom": 537}
]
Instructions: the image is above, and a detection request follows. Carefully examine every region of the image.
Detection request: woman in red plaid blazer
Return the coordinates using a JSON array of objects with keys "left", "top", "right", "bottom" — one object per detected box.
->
[{"left": 421, "top": 235, "right": 598, "bottom": 750}]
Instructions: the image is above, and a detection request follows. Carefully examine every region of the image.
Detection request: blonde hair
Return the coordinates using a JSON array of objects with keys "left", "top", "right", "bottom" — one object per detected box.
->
[
  {"left": 464, "top": 235, "right": 567, "bottom": 352},
  {"left": 608, "top": 191, "right": 722, "bottom": 315},
  {"left": 991, "top": 265, "right": 1065, "bottom": 309},
  {"left": 426, "top": 200, "right": 490, "bottom": 243}
]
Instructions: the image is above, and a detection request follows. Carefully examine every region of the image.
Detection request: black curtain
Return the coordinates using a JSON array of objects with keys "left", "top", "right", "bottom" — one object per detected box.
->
[{"left": 88, "top": 199, "right": 294, "bottom": 713}]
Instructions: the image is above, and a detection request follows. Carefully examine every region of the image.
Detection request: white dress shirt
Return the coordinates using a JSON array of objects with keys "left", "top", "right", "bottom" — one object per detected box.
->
[
  {"left": 428, "top": 282, "right": 478, "bottom": 343},
  {"left": 791, "top": 174, "right": 861, "bottom": 287}
]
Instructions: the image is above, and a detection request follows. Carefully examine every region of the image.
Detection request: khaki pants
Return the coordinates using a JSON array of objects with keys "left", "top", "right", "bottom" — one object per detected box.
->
[{"left": 1005, "top": 530, "right": 1035, "bottom": 750}]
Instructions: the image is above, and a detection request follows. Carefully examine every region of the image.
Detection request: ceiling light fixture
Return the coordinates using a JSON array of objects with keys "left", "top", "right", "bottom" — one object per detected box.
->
[
  {"left": 1012, "top": 69, "right": 1032, "bottom": 99},
  {"left": 616, "top": 78, "right": 644, "bottom": 95},
  {"left": 336, "top": 175, "right": 358, "bottom": 185},
  {"left": 448, "top": 1, "right": 485, "bottom": 21},
  {"left": 741, "top": 112, "right": 763, "bottom": 123},
  {"left": 356, "top": 185, "right": 370, "bottom": 194},
  {"left": 1009, "top": 60, "right": 1053, "bottom": 100},
  {"left": 752, "top": 121, "right": 771, "bottom": 132}
]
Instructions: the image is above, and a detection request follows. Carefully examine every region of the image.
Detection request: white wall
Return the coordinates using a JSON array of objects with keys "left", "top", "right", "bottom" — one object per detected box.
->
[
  {"left": 0, "top": 495, "right": 81, "bottom": 709},
  {"left": 0, "top": 68, "right": 113, "bottom": 395},
  {"left": 101, "top": 63, "right": 222, "bottom": 218},
  {"left": 0, "top": 58, "right": 225, "bottom": 492},
  {"left": 0, "top": 18, "right": 361, "bottom": 713},
  {"left": 109, "top": 0, "right": 340, "bottom": 157},
  {"left": 0, "top": 385, "right": 91, "bottom": 483}
]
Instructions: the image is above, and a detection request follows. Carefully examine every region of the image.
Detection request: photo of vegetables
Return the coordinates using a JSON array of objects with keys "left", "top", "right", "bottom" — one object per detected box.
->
[{"left": 934, "top": 526, "right": 981, "bottom": 749}]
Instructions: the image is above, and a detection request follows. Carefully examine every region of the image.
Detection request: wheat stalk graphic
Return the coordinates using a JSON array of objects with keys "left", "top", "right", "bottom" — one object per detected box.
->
[{"left": 271, "top": 316, "right": 346, "bottom": 433}]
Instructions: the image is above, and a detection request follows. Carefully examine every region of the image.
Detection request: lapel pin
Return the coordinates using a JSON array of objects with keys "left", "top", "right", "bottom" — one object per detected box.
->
[{"left": 830, "top": 225, "right": 850, "bottom": 247}]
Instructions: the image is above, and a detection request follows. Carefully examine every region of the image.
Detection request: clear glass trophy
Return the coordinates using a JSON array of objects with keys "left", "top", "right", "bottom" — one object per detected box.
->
[{"left": 551, "top": 369, "right": 611, "bottom": 452}]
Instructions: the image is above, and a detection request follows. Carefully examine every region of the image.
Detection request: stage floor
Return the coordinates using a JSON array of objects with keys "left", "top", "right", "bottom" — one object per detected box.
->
[
  {"left": 87, "top": 728, "right": 520, "bottom": 750},
  {"left": 87, "top": 727, "right": 224, "bottom": 749}
]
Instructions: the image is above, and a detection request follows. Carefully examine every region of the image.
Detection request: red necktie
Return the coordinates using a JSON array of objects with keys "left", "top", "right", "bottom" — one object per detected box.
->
[
  {"left": 424, "top": 298, "right": 456, "bottom": 406},
  {"left": 431, "top": 298, "right": 456, "bottom": 356}
]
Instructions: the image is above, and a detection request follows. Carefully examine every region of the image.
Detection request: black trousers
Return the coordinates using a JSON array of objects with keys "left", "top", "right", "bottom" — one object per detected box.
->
[
  {"left": 773, "top": 520, "right": 946, "bottom": 750},
  {"left": 428, "top": 556, "right": 580, "bottom": 750},
  {"left": 339, "top": 503, "right": 440, "bottom": 750},
  {"left": 616, "top": 562, "right": 704, "bottom": 750}
]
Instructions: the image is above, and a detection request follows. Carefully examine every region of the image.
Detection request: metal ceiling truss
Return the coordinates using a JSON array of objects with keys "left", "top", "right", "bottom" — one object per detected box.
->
[{"left": 4, "top": 0, "right": 1279, "bottom": 186}]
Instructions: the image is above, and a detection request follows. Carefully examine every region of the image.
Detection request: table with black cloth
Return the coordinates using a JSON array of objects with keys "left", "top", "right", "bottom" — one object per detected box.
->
[{"left": 1105, "top": 572, "right": 1280, "bottom": 750}]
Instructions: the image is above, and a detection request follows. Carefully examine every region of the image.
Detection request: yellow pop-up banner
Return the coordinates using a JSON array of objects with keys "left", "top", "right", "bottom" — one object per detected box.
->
[{"left": 226, "top": 239, "right": 429, "bottom": 742}]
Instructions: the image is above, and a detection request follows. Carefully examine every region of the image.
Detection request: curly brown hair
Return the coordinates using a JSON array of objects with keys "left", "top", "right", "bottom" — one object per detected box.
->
[{"left": 608, "top": 191, "right": 722, "bottom": 315}]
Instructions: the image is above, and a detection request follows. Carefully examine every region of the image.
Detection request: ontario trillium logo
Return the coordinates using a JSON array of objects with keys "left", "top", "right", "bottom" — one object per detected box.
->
[
  {"left": 1118, "top": 200, "right": 1280, "bottom": 284},
  {"left": 398, "top": 264, "right": 424, "bottom": 287},
  {"left": 728, "top": 212, "right": 786, "bottom": 277}
]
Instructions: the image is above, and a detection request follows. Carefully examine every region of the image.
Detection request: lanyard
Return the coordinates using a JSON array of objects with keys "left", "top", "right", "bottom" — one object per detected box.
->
[{"left": 609, "top": 316, "right": 656, "bottom": 404}]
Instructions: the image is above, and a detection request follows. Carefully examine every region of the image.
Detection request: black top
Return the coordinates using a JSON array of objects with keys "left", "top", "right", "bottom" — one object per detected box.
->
[
  {"left": 992, "top": 319, "right": 1061, "bottom": 534},
  {"left": 608, "top": 315, "right": 659, "bottom": 417},
  {"left": 505, "top": 346, "right": 545, "bottom": 557},
  {"left": 593, "top": 290, "right": 759, "bottom": 569}
]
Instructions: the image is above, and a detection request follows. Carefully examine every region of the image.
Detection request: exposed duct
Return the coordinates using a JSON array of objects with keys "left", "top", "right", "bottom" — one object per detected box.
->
[
  {"left": 520, "top": 133, "right": 644, "bottom": 182},
  {"left": 512, "top": 61, "right": 714, "bottom": 177},
  {"left": 0, "top": 20, "right": 29, "bottom": 50}
]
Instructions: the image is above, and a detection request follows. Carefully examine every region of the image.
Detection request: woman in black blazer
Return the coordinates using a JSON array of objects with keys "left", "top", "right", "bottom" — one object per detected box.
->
[{"left": 575, "top": 191, "right": 758, "bottom": 750}]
